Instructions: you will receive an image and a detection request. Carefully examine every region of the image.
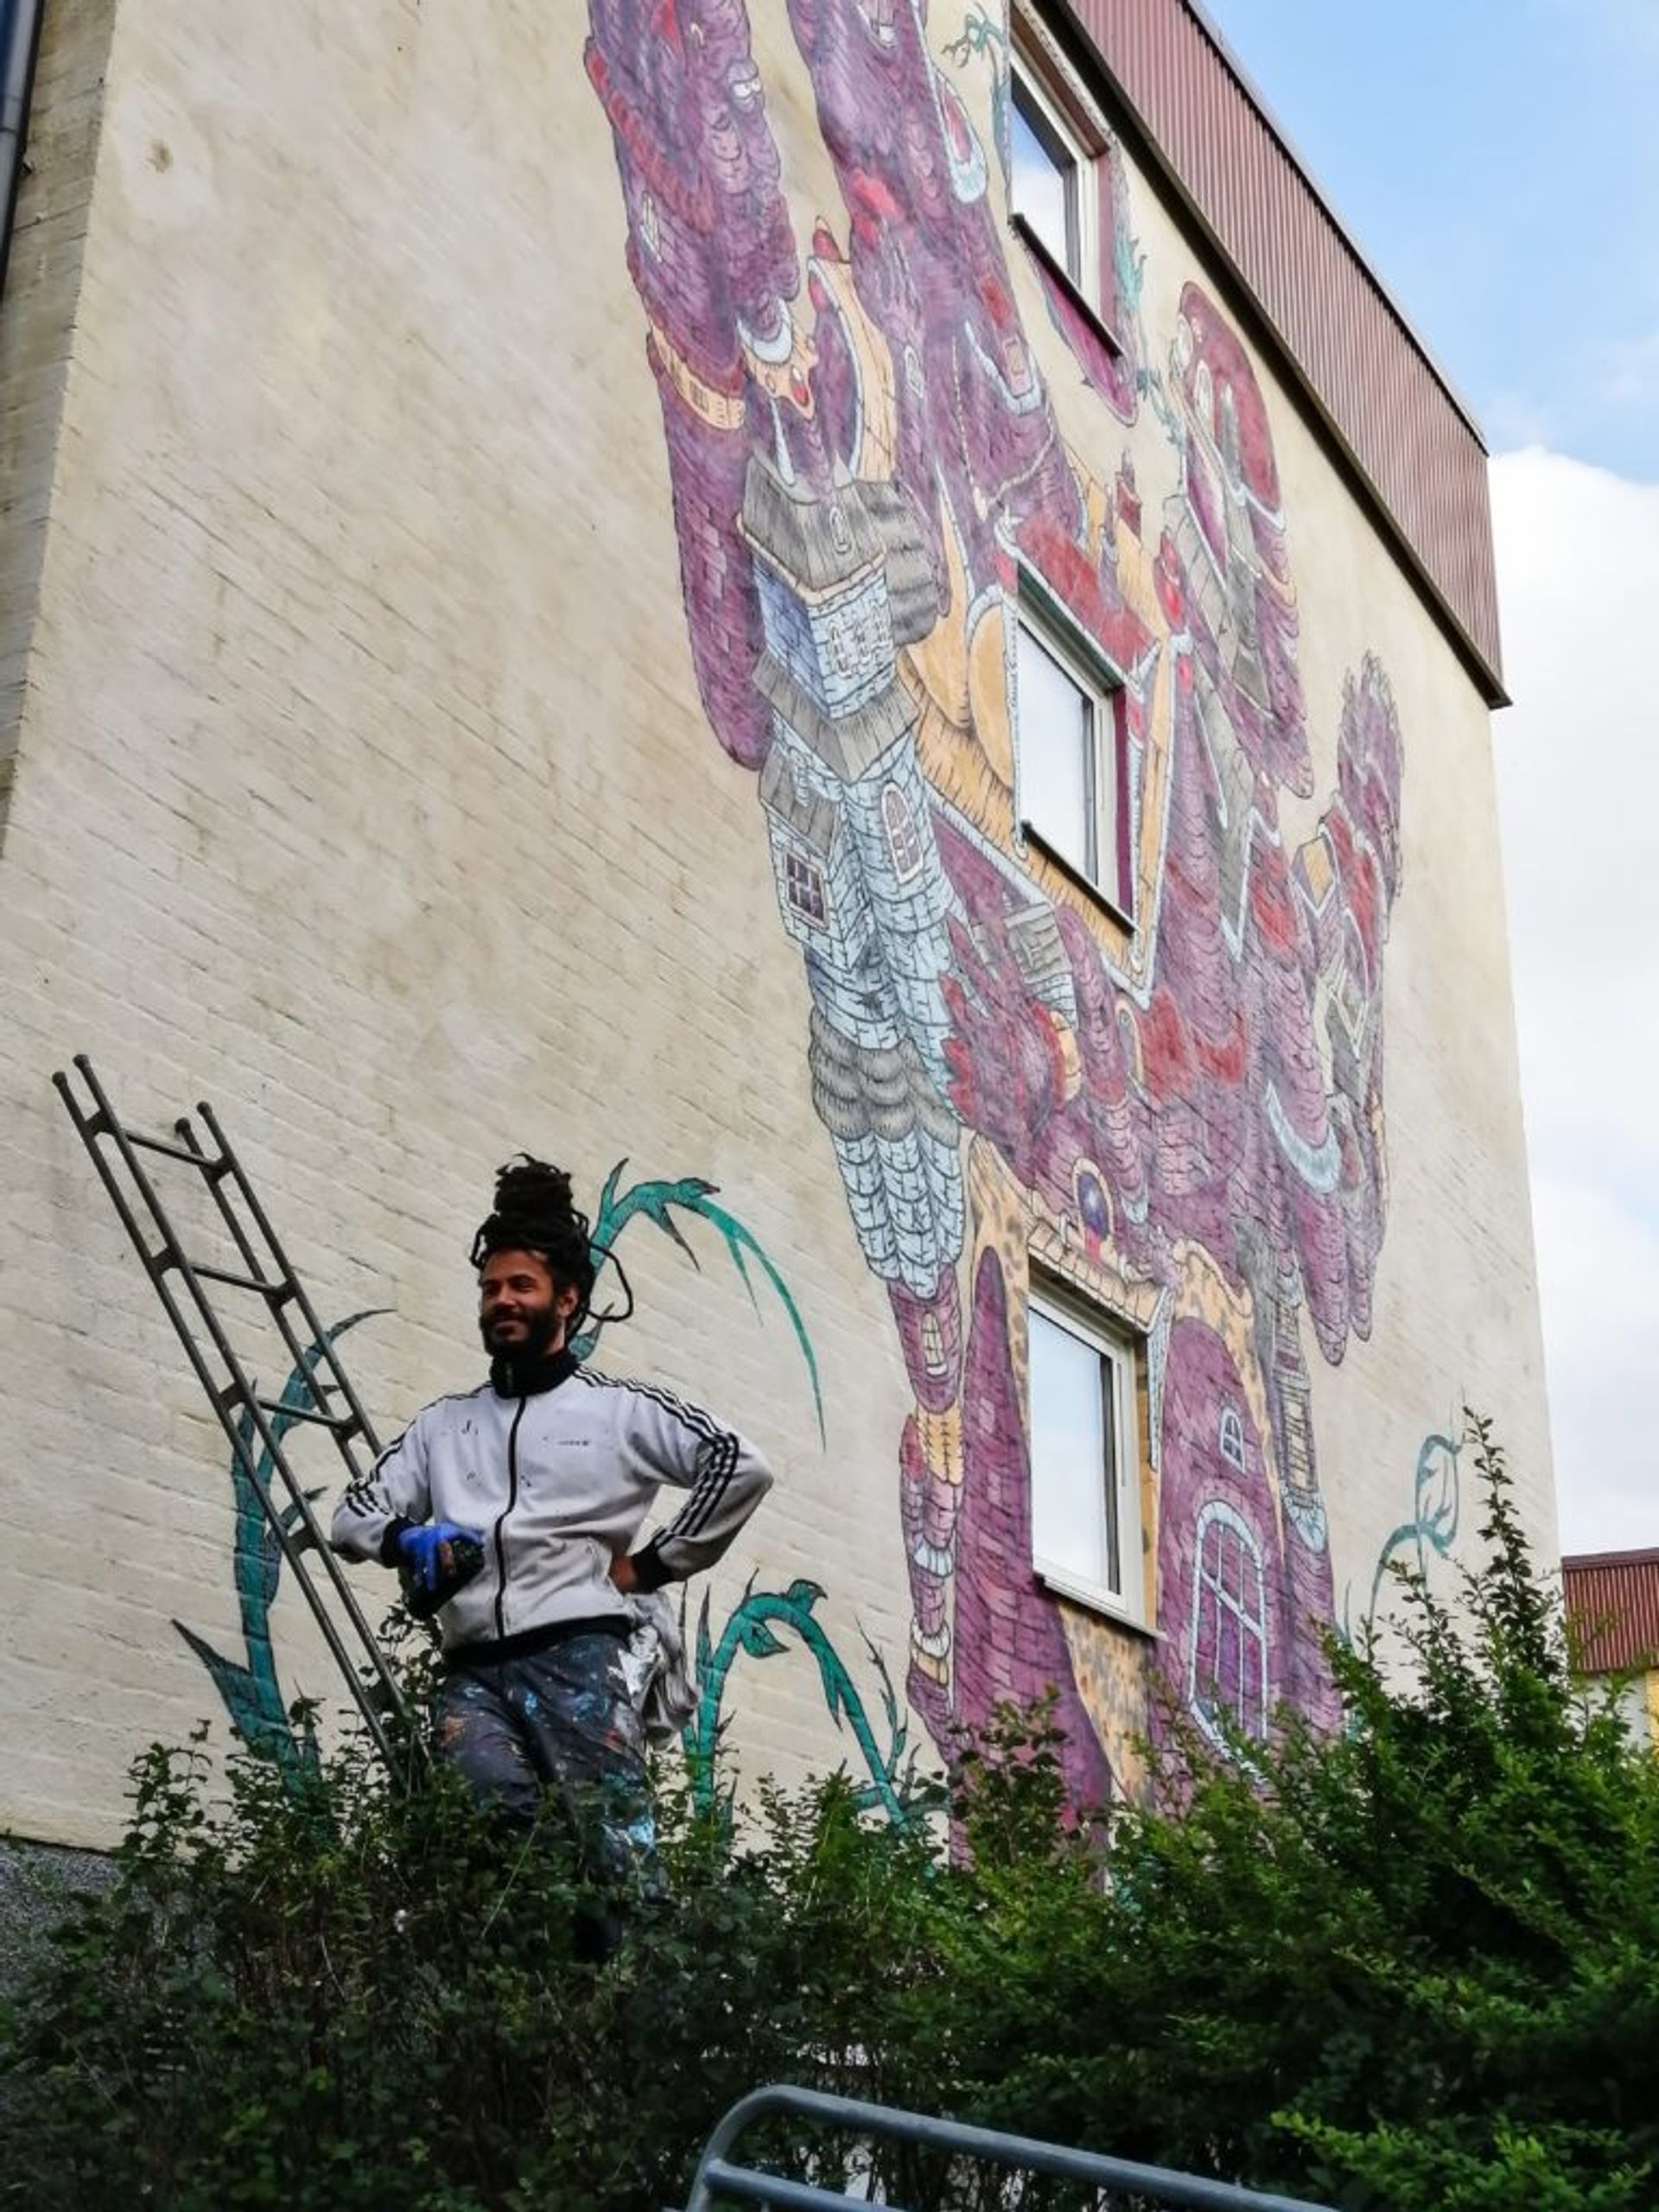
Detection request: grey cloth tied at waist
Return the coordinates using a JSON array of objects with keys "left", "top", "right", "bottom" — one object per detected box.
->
[{"left": 620, "top": 1587, "right": 698, "bottom": 1745}]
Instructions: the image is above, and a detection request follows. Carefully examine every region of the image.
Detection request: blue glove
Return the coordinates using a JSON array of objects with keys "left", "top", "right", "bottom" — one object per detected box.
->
[{"left": 397, "top": 1522, "right": 485, "bottom": 1593}]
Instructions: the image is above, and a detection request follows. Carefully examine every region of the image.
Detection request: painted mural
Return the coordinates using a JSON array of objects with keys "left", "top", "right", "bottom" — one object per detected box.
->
[{"left": 586, "top": 0, "right": 1405, "bottom": 1796}]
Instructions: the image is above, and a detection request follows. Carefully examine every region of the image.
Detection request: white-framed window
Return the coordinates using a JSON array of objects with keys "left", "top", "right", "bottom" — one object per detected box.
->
[
  {"left": 1008, "top": 57, "right": 1089, "bottom": 290},
  {"left": 1014, "top": 601, "right": 1128, "bottom": 913},
  {"left": 1027, "top": 1276, "right": 1145, "bottom": 1625},
  {"left": 1189, "top": 1501, "right": 1269, "bottom": 1745}
]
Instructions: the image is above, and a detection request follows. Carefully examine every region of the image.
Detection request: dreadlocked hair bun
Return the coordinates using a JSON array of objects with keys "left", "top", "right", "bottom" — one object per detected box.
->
[{"left": 469, "top": 1155, "right": 597, "bottom": 1311}]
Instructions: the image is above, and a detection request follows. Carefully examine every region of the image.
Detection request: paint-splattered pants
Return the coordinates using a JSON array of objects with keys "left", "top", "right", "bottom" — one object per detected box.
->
[{"left": 435, "top": 1629, "right": 656, "bottom": 1883}]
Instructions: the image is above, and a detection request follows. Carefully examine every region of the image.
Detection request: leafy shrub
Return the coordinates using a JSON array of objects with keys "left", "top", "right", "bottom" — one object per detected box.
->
[{"left": 3, "top": 1418, "right": 1656, "bottom": 2210}]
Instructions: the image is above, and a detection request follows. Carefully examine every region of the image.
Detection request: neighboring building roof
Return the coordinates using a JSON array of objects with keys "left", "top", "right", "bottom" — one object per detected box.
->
[
  {"left": 1058, "top": 0, "right": 1506, "bottom": 703},
  {"left": 1561, "top": 1548, "right": 1659, "bottom": 1675}
]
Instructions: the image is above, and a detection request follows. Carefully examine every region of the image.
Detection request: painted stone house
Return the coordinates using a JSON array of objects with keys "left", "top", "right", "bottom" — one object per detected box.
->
[{"left": 0, "top": 0, "right": 1551, "bottom": 1857}]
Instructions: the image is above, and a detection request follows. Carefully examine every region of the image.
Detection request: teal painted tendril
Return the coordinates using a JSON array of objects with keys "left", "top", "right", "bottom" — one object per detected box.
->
[
  {"left": 578, "top": 1162, "right": 824, "bottom": 1443},
  {"left": 1341, "top": 1427, "right": 1463, "bottom": 1647},
  {"left": 684, "top": 1578, "right": 915, "bottom": 1826},
  {"left": 944, "top": 9, "right": 1008, "bottom": 194},
  {"left": 944, "top": 6, "right": 1007, "bottom": 70}
]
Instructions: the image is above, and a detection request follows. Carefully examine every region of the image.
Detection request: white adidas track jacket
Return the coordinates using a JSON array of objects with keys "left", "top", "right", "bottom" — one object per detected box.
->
[{"left": 330, "top": 1357, "right": 772, "bottom": 1656}]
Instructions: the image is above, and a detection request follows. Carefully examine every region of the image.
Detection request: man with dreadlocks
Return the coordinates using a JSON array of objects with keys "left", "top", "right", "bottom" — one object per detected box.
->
[{"left": 330, "top": 1156, "right": 772, "bottom": 1878}]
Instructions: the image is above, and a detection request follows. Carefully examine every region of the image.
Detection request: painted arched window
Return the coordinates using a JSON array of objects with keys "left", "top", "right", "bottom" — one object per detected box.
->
[
  {"left": 1189, "top": 1500, "right": 1268, "bottom": 1745},
  {"left": 882, "top": 781, "right": 925, "bottom": 882},
  {"left": 1217, "top": 1405, "right": 1246, "bottom": 1472}
]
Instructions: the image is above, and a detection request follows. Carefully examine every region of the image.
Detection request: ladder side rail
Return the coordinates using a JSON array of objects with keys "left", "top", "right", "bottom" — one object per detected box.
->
[
  {"left": 314, "top": 1420, "right": 385, "bottom": 1504},
  {"left": 135, "top": 1177, "right": 414, "bottom": 1745},
  {"left": 163, "top": 1105, "right": 414, "bottom": 1735},
  {"left": 213, "top": 1412, "right": 406, "bottom": 1764},
  {"left": 57, "top": 1068, "right": 410, "bottom": 1751},
  {"left": 197, "top": 1100, "right": 386, "bottom": 1459},
  {"left": 173, "top": 1113, "right": 369, "bottom": 1448}
]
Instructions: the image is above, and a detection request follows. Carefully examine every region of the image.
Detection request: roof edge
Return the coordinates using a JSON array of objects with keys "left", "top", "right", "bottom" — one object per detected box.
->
[
  {"left": 1057, "top": 0, "right": 1513, "bottom": 703},
  {"left": 1176, "top": 0, "right": 1489, "bottom": 450}
]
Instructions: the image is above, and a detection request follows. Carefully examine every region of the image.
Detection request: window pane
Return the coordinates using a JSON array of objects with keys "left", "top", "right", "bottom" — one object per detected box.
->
[
  {"left": 1017, "top": 625, "right": 1095, "bottom": 879},
  {"left": 1010, "top": 81, "right": 1077, "bottom": 277},
  {"left": 1029, "top": 1306, "right": 1116, "bottom": 1592},
  {"left": 1096, "top": 694, "right": 1120, "bottom": 905}
]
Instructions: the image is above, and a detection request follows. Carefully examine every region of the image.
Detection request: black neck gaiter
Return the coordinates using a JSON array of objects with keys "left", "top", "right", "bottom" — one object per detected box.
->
[{"left": 489, "top": 1344, "right": 580, "bottom": 1398}]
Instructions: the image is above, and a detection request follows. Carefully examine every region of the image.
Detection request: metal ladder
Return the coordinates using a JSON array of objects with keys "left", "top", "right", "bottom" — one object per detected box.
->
[{"left": 53, "top": 1052, "right": 410, "bottom": 1765}]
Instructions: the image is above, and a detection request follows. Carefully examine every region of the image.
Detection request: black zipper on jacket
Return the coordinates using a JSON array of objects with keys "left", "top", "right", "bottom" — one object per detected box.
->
[{"left": 493, "top": 1397, "right": 527, "bottom": 1642}]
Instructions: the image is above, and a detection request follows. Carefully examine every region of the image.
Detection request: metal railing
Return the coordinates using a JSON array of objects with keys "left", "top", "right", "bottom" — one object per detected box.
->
[{"left": 677, "top": 2085, "right": 1338, "bottom": 2212}]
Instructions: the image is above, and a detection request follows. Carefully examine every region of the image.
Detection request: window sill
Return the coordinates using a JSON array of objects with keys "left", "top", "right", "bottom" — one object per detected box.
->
[
  {"left": 1011, "top": 212, "right": 1127, "bottom": 361},
  {"left": 1035, "top": 1561, "right": 1158, "bottom": 1640},
  {"left": 1020, "top": 819, "right": 1135, "bottom": 931}
]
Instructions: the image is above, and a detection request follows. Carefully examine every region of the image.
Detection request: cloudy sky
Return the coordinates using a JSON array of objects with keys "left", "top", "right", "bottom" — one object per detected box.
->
[{"left": 1201, "top": 0, "right": 1659, "bottom": 1555}]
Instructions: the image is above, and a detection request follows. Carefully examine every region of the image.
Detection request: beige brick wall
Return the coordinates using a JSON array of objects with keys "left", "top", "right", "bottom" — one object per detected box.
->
[{"left": 0, "top": 0, "right": 1550, "bottom": 1845}]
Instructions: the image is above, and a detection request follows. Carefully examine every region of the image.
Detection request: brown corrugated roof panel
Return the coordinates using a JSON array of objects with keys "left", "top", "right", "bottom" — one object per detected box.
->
[
  {"left": 1057, "top": 0, "right": 1506, "bottom": 702},
  {"left": 1561, "top": 1549, "right": 1659, "bottom": 1675}
]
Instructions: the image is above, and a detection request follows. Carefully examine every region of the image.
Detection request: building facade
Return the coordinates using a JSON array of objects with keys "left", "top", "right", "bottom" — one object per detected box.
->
[
  {"left": 1563, "top": 1549, "right": 1659, "bottom": 1749},
  {"left": 0, "top": 0, "right": 1552, "bottom": 1847}
]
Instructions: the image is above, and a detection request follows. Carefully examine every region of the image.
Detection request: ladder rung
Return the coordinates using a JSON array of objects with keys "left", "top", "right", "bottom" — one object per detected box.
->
[
  {"left": 255, "top": 1397, "right": 355, "bottom": 1433},
  {"left": 122, "top": 1128, "right": 228, "bottom": 1173},
  {"left": 213, "top": 1382, "right": 353, "bottom": 1437},
  {"left": 188, "top": 1261, "right": 293, "bottom": 1300}
]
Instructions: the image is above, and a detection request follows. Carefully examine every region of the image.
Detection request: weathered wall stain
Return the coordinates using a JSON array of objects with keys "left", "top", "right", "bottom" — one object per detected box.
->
[{"left": 587, "top": 0, "right": 1404, "bottom": 1795}]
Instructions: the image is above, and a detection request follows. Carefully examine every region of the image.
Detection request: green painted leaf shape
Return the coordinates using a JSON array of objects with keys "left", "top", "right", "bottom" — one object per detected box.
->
[
  {"left": 174, "top": 1620, "right": 288, "bottom": 1756},
  {"left": 737, "top": 1615, "right": 787, "bottom": 1659}
]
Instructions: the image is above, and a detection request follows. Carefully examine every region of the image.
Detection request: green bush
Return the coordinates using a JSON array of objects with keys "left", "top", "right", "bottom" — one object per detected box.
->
[{"left": 3, "top": 1418, "right": 1656, "bottom": 2210}]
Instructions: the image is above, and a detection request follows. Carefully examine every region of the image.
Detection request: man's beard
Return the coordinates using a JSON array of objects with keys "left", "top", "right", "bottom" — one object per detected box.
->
[{"left": 479, "top": 1306, "right": 561, "bottom": 1361}]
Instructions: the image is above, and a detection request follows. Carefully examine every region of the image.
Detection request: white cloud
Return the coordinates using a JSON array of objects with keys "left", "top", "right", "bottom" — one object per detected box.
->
[{"left": 1490, "top": 448, "right": 1659, "bottom": 1554}]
